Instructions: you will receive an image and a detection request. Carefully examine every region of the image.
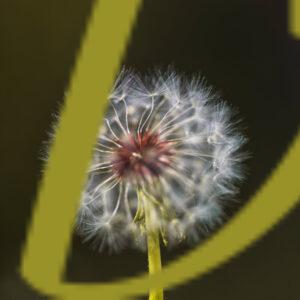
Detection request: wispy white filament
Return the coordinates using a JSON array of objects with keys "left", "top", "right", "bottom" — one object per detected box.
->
[{"left": 77, "top": 69, "right": 247, "bottom": 252}]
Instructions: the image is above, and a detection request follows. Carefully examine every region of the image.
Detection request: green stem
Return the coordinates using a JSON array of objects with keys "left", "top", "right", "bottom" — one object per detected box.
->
[{"left": 144, "top": 198, "right": 164, "bottom": 300}]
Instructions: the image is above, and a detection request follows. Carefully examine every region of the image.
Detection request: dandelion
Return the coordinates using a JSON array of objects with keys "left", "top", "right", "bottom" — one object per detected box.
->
[{"left": 77, "top": 69, "right": 246, "bottom": 300}]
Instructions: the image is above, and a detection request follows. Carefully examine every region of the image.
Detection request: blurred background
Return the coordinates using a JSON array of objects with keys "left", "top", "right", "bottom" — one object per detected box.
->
[{"left": 0, "top": 0, "right": 299, "bottom": 299}]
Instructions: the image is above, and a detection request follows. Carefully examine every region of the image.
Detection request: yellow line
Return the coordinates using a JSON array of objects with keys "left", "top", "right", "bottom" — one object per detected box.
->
[
  {"left": 65, "top": 131, "right": 299, "bottom": 300},
  {"left": 289, "top": 0, "right": 300, "bottom": 38},
  {"left": 20, "top": 0, "right": 142, "bottom": 297}
]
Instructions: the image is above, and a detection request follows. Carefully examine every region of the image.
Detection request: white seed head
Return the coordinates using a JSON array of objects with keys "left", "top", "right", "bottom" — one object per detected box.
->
[{"left": 77, "top": 69, "right": 247, "bottom": 252}]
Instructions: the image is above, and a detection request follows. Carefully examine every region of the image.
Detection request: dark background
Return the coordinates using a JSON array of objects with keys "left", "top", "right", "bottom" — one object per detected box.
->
[{"left": 0, "top": 0, "right": 299, "bottom": 299}]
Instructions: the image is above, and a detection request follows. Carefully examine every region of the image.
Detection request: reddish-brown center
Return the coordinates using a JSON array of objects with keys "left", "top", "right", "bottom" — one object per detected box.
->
[{"left": 112, "top": 131, "right": 173, "bottom": 180}]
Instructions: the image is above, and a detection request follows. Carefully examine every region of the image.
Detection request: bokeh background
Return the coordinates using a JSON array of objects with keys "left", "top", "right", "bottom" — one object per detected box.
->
[{"left": 0, "top": 0, "right": 299, "bottom": 299}]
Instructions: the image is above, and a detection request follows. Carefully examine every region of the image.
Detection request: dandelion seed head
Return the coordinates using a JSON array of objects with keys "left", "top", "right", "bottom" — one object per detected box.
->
[{"left": 77, "top": 69, "right": 247, "bottom": 251}]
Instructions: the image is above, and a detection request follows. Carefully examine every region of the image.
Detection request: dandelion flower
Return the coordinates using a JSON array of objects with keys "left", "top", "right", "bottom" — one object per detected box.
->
[{"left": 77, "top": 69, "right": 246, "bottom": 300}]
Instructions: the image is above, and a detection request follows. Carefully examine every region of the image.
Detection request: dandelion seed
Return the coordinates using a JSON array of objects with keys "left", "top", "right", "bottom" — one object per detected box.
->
[{"left": 77, "top": 69, "right": 247, "bottom": 300}]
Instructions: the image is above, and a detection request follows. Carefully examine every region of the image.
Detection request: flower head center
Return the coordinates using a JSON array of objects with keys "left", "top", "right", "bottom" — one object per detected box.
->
[{"left": 112, "top": 131, "right": 173, "bottom": 181}]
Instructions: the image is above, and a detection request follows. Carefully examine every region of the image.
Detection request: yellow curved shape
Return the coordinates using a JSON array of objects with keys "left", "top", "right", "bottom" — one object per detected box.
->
[
  {"left": 290, "top": 0, "right": 300, "bottom": 38},
  {"left": 21, "top": 1, "right": 300, "bottom": 299}
]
